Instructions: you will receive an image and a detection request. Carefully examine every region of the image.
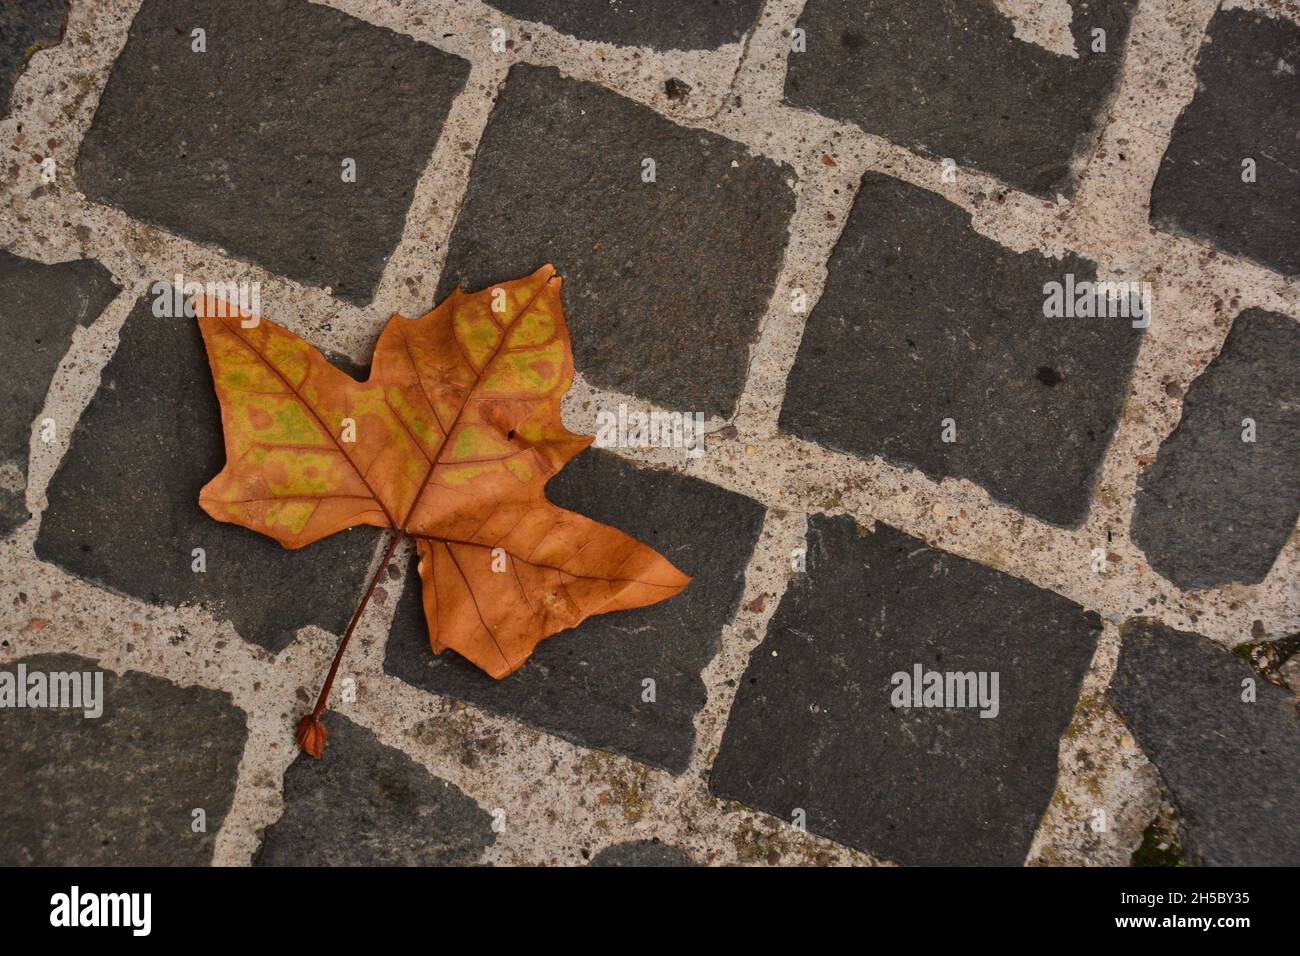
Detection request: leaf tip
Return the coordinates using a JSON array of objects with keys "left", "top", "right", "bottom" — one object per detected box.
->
[
  {"left": 534, "top": 262, "right": 561, "bottom": 287},
  {"left": 295, "top": 714, "right": 328, "bottom": 758}
]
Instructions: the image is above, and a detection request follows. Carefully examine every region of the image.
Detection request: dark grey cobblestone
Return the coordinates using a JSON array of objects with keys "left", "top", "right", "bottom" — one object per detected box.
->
[
  {"left": 1108, "top": 619, "right": 1300, "bottom": 866},
  {"left": 35, "top": 295, "right": 382, "bottom": 652},
  {"left": 1150, "top": 8, "right": 1300, "bottom": 277},
  {"left": 0, "top": 250, "right": 118, "bottom": 536},
  {"left": 486, "top": 0, "right": 764, "bottom": 51},
  {"left": 785, "top": 0, "right": 1135, "bottom": 197},
  {"left": 710, "top": 514, "right": 1102, "bottom": 866},
  {"left": 77, "top": 0, "right": 469, "bottom": 304},
  {"left": 0, "top": 0, "right": 1294, "bottom": 870},
  {"left": 1131, "top": 309, "right": 1300, "bottom": 590},
  {"left": 0, "top": 0, "right": 67, "bottom": 116},
  {"left": 780, "top": 173, "right": 1143, "bottom": 527},
  {"left": 589, "top": 839, "right": 696, "bottom": 866},
  {"left": 256, "top": 714, "right": 494, "bottom": 866},
  {"left": 386, "top": 450, "right": 765, "bottom": 774},
  {"left": 0, "top": 653, "right": 246, "bottom": 865},
  {"left": 437, "top": 64, "right": 796, "bottom": 419}
]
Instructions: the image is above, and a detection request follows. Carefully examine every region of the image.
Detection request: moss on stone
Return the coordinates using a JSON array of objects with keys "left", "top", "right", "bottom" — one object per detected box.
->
[{"left": 1131, "top": 822, "right": 1184, "bottom": 867}]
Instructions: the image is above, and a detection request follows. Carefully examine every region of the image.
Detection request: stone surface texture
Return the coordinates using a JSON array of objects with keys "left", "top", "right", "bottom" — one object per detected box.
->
[
  {"left": 437, "top": 64, "right": 796, "bottom": 419},
  {"left": 256, "top": 714, "right": 495, "bottom": 866},
  {"left": 1132, "top": 308, "right": 1300, "bottom": 590},
  {"left": 1149, "top": 7, "right": 1300, "bottom": 276},
  {"left": 486, "top": 0, "right": 764, "bottom": 50},
  {"left": 0, "top": 0, "right": 1295, "bottom": 868},
  {"left": 77, "top": 0, "right": 470, "bottom": 304},
  {"left": 589, "top": 839, "right": 696, "bottom": 866},
  {"left": 784, "top": 0, "right": 1136, "bottom": 197},
  {"left": 0, "top": 653, "right": 246, "bottom": 865},
  {"left": 1109, "top": 620, "right": 1300, "bottom": 866},
  {"left": 780, "top": 172, "right": 1144, "bottom": 528},
  {"left": 0, "top": 0, "right": 69, "bottom": 116},
  {"left": 710, "top": 515, "right": 1103, "bottom": 866},
  {"left": 0, "top": 250, "right": 118, "bottom": 536}
]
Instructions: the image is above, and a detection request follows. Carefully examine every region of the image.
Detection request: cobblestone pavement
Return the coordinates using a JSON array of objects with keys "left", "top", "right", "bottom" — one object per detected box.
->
[{"left": 1, "top": 0, "right": 1297, "bottom": 867}]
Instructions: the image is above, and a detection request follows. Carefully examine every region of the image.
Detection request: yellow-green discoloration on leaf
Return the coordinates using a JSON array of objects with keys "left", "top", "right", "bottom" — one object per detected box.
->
[
  {"left": 456, "top": 309, "right": 503, "bottom": 370},
  {"left": 505, "top": 309, "right": 556, "bottom": 349},
  {"left": 263, "top": 449, "right": 346, "bottom": 496},
  {"left": 265, "top": 499, "right": 316, "bottom": 535},
  {"left": 483, "top": 340, "right": 566, "bottom": 395},
  {"left": 448, "top": 424, "right": 512, "bottom": 461}
]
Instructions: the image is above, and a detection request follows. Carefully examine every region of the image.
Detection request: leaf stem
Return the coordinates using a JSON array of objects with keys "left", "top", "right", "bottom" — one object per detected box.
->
[
  {"left": 299, "top": 275, "right": 553, "bottom": 756},
  {"left": 299, "top": 529, "right": 404, "bottom": 750}
]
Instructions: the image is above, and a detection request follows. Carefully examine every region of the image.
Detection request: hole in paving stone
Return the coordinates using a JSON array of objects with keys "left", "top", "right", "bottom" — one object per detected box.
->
[{"left": 1035, "top": 365, "right": 1063, "bottom": 387}]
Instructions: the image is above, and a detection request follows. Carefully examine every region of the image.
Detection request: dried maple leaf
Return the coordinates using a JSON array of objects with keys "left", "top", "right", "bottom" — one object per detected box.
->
[{"left": 193, "top": 265, "right": 690, "bottom": 756}]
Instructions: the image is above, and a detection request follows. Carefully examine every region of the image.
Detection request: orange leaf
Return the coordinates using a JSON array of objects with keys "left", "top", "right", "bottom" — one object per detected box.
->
[{"left": 194, "top": 265, "right": 690, "bottom": 682}]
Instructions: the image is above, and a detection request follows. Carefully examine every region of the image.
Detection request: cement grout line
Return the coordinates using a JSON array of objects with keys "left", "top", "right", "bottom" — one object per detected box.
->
[
  {"left": 686, "top": 508, "right": 807, "bottom": 774},
  {"left": 575, "top": 425, "right": 1300, "bottom": 647},
  {"left": 23, "top": 282, "right": 142, "bottom": 513},
  {"left": 368, "top": 57, "right": 510, "bottom": 319},
  {"left": 314, "top": 0, "right": 750, "bottom": 119},
  {"left": 0, "top": 0, "right": 1296, "bottom": 866},
  {"left": 1027, "top": 619, "right": 1163, "bottom": 866},
  {"left": 210, "top": 706, "right": 301, "bottom": 867}
]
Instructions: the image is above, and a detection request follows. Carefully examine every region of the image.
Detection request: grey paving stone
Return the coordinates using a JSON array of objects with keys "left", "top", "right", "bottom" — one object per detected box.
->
[
  {"left": 256, "top": 714, "right": 493, "bottom": 866},
  {"left": 1108, "top": 619, "right": 1300, "bottom": 866},
  {"left": 35, "top": 294, "right": 382, "bottom": 652},
  {"left": 0, "top": 0, "right": 67, "bottom": 116},
  {"left": 1150, "top": 9, "right": 1300, "bottom": 277},
  {"left": 589, "top": 839, "right": 695, "bottom": 866},
  {"left": 1131, "top": 309, "right": 1300, "bottom": 590},
  {"left": 436, "top": 64, "right": 796, "bottom": 419},
  {"left": 386, "top": 449, "right": 765, "bottom": 774},
  {"left": 485, "top": 0, "right": 763, "bottom": 51},
  {"left": 76, "top": 0, "right": 469, "bottom": 305},
  {"left": 779, "top": 173, "right": 1143, "bottom": 527},
  {"left": 710, "top": 515, "right": 1102, "bottom": 866},
  {"left": 0, "top": 250, "right": 118, "bottom": 536},
  {"left": 0, "top": 652, "right": 246, "bottom": 865},
  {"left": 784, "top": 0, "right": 1135, "bottom": 198}
]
